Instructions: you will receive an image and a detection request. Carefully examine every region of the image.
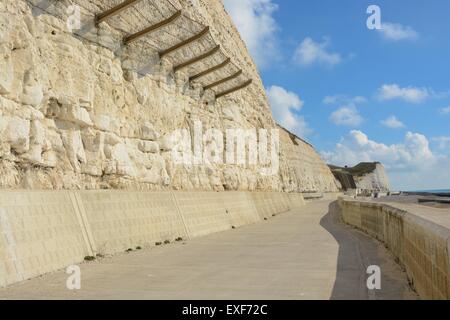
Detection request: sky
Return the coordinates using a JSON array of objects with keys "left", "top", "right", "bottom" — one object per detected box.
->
[{"left": 223, "top": 0, "right": 450, "bottom": 191}]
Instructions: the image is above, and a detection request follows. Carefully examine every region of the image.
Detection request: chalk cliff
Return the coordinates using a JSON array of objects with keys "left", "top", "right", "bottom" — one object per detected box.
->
[
  {"left": 0, "top": 0, "right": 339, "bottom": 192},
  {"left": 330, "top": 162, "right": 390, "bottom": 193}
]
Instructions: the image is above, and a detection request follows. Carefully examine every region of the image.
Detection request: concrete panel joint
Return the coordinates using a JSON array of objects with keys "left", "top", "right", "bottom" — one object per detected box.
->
[
  {"left": 69, "top": 191, "right": 97, "bottom": 256},
  {"left": 170, "top": 191, "right": 192, "bottom": 240}
]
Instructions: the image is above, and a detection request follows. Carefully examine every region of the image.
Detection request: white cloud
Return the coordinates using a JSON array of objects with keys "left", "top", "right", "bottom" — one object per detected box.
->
[
  {"left": 322, "top": 131, "right": 450, "bottom": 190},
  {"left": 330, "top": 106, "right": 364, "bottom": 127},
  {"left": 432, "top": 136, "right": 450, "bottom": 151},
  {"left": 381, "top": 116, "right": 405, "bottom": 129},
  {"left": 377, "top": 84, "right": 429, "bottom": 103},
  {"left": 223, "top": 0, "right": 279, "bottom": 68},
  {"left": 378, "top": 22, "right": 419, "bottom": 41},
  {"left": 293, "top": 37, "right": 342, "bottom": 68},
  {"left": 266, "top": 85, "right": 311, "bottom": 137},
  {"left": 440, "top": 106, "right": 450, "bottom": 114},
  {"left": 323, "top": 131, "right": 434, "bottom": 170},
  {"left": 323, "top": 95, "right": 367, "bottom": 105}
]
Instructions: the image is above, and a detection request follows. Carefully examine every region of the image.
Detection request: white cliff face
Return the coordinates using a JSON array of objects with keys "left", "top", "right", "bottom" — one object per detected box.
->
[
  {"left": 0, "top": 0, "right": 339, "bottom": 192},
  {"left": 353, "top": 163, "right": 390, "bottom": 193},
  {"left": 279, "top": 127, "right": 340, "bottom": 193},
  {"left": 331, "top": 162, "right": 391, "bottom": 193}
]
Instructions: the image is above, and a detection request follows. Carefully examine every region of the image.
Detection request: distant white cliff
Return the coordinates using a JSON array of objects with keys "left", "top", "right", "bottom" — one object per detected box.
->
[{"left": 329, "top": 162, "right": 390, "bottom": 194}]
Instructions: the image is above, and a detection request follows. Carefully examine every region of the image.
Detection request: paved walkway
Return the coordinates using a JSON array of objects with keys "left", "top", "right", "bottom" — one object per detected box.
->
[{"left": 0, "top": 200, "right": 417, "bottom": 300}]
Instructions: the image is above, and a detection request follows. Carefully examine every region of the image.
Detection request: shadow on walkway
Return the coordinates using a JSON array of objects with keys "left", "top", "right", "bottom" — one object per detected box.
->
[{"left": 320, "top": 201, "right": 417, "bottom": 300}]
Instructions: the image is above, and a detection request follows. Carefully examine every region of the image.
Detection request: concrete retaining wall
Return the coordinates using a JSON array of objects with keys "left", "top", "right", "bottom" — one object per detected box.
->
[
  {"left": 0, "top": 191, "right": 91, "bottom": 287},
  {"left": 338, "top": 197, "right": 450, "bottom": 300},
  {"left": 78, "top": 191, "right": 187, "bottom": 255},
  {"left": 250, "top": 192, "right": 291, "bottom": 220},
  {"left": 0, "top": 190, "right": 305, "bottom": 287}
]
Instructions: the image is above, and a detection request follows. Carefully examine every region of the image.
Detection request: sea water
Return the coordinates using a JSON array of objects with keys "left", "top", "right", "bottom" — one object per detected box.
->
[{"left": 411, "top": 189, "right": 450, "bottom": 194}]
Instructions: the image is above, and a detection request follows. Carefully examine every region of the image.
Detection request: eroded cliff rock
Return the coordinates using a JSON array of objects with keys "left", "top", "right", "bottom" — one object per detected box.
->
[
  {"left": 330, "top": 162, "right": 390, "bottom": 193},
  {"left": 0, "top": 0, "right": 339, "bottom": 192}
]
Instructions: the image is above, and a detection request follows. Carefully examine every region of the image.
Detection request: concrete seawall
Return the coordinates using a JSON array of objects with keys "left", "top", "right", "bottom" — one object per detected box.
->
[
  {"left": 0, "top": 190, "right": 305, "bottom": 288},
  {"left": 338, "top": 197, "right": 450, "bottom": 300}
]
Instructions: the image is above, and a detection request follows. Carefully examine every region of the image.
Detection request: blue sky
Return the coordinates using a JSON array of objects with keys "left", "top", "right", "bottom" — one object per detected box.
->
[{"left": 224, "top": 0, "right": 450, "bottom": 190}]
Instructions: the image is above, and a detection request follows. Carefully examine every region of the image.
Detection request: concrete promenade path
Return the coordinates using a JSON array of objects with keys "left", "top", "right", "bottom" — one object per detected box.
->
[{"left": 0, "top": 200, "right": 417, "bottom": 300}]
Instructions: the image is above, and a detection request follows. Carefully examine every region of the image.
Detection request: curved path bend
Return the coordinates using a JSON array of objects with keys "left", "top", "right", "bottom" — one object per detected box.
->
[{"left": 0, "top": 200, "right": 417, "bottom": 300}]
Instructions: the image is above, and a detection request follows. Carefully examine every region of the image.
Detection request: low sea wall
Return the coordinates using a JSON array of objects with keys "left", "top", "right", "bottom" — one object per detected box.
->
[
  {"left": 338, "top": 197, "right": 450, "bottom": 300},
  {"left": 0, "top": 190, "right": 305, "bottom": 287}
]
